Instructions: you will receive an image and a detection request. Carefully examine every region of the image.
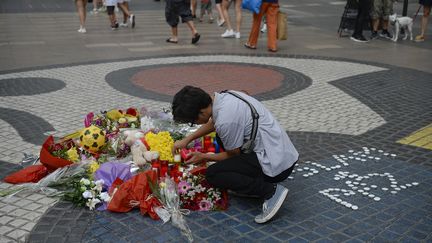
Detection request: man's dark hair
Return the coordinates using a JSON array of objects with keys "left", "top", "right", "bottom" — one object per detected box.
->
[{"left": 172, "top": 86, "right": 212, "bottom": 124}]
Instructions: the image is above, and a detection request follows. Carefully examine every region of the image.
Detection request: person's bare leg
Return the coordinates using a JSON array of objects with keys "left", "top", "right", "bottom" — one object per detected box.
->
[
  {"left": 234, "top": 0, "right": 242, "bottom": 33},
  {"left": 216, "top": 3, "right": 224, "bottom": 24},
  {"left": 118, "top": 2, "right": 130, "bottom": 23},
  {"left": 191, "top": 0, "right": 197, "bottom": 17},
  {"left": 421, "top": 6, "right": 431, "bottom": 36},
  {"left": 222, "top": 0, "right": 233, "bottom": 31},
  {"left": 76, "top": 0, "right": 87, "bottom": 28},
  {"left": 186, "top": 21, "right": 198, "bottom": 36},
  {"left": 170, "top": 26, "right": 178, "bottom": 41}
]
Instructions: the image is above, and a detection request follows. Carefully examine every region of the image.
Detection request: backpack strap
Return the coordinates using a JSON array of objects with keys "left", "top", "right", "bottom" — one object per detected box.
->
[{"left": 220, "top": 90, "right": 259, "bottom": 144}]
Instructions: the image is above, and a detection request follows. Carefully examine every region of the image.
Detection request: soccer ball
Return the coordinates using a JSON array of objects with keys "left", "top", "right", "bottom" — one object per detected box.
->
[{"left": 79, "top": 125, "right": 106, "bottom": 153}]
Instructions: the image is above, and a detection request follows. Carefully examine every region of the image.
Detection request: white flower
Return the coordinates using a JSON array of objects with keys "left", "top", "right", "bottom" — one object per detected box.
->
[
  {"left": 93, "top": 184, "right": 103, "bottom": 193},
  {"left": 95, "top": 179, "right": 104, "bottom": 186},
  {"left": 82, "top": 190, "right": 93, "bottom": 199},
  {"left": 80, "top": 178, "right": 90, "bottom": 186},
  {"left": 86, "top": 198, "right": 101, "bottom": 210},
  {"left": 99, "top": 192, "right": 111, "bottom": 202}
]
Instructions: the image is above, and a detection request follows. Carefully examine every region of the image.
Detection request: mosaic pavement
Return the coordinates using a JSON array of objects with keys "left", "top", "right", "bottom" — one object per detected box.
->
[{"left": 0, "top": 54, "right": 431, "bottom": 242}]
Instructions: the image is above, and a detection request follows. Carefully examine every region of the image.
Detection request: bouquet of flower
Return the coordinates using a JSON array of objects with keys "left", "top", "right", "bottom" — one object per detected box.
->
[
  {"left": 63, "top": 178, "right": 110, "bottom": 210},
  {"left": 178, "top": 168, "right": 228, "bottom": 211},
  {"left": 40, "top": 136, "right": 77, "bottom": 172},
  {"left": 149, "top": 176, "right": 193, "bottom": 242}
]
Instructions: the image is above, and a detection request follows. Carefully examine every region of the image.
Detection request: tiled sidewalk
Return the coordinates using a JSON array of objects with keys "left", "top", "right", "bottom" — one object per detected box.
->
[{"left": 0, "top": 53, "right": 430, "bottom": 242}]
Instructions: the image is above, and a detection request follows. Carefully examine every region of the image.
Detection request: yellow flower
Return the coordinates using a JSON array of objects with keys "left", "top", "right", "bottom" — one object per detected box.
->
[
  {"left": 106, "top": 109, "right": 124, "bottom": 121},
  {"left": 88, "top": 161, "right": 100, "bottom": 174},
  {"left": 66, "top": 147, "right": 79, "bottom": 162},
  {"left": 118, "top": 117, "right": 127, "bottom": 124},
  {"left": 160, "top": 182, "right": 166, "bottom": 188}
]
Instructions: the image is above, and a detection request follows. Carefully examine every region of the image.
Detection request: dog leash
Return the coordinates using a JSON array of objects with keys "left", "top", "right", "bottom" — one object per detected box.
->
[{"left": 413, "top": 4, "right": 422, "bottom": 22}]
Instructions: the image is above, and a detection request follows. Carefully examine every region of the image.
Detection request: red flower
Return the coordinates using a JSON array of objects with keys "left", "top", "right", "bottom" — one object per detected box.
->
[{"left": 126, "top": 108, "right": 138, "bottom": 117}]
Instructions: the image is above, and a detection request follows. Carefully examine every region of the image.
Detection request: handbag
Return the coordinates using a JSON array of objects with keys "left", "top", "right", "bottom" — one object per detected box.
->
[
  {"left": 242, "top": 0, "right": 262, "bottom": 14},
  {"left": 277, "top": 11, "right": 288, "bottom": 40}
]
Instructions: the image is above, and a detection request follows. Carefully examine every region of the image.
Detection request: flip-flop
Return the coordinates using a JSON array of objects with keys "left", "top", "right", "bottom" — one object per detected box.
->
[
  {"left": 244, "top": 43, "right": 256, "bottom": 50},
  {"left": 192, "top": 33, "right": 201, "bottom": 44},
  {"left": 166, "top": 38, "right": 178, "bottom": 44}
]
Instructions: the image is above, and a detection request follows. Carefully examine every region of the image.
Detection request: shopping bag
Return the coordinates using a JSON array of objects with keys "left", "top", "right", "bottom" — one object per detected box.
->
[{"left": 277, "top": 11, "right": 288, "bottom": 40}]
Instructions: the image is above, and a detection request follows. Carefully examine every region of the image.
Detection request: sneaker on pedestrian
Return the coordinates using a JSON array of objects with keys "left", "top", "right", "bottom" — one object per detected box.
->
[
  {"left": 235, "top": 32, "right": 241, "bottom": 39},
  {"left": 415, "top": 35, "right": 425, "bottom": 42},
  {"left": 260, "top": 24, "right": 267, "bottom": 33},
  {"left": 221, "top": 29, "right": 235, "bottom": 38},
  {"left": 217, "top": 18, "right": 225, "bottom": 27},
  {"left": 380, "top": 30, "right": 393, "bottom": 39},
  {"left": 129, "top": 14, "right": 135, "bottom": 28},
  {"left": 370, "top": 31, "right": 378, "bottom": 39},
  {"left": 119, "top": 22, "right": 128, "bottom": 27},
  {"left": 254, "top": 184, "right": 289, "bottom": 224},
  {"left": 92, "top": 8, "right": 98, "bottom": 14},
  {"left": 350, "top": 34, "right": 368, "bottom": 43},
  {"left": 78, "top": 27, "right": 86, "bottom": 33},
  {"left": 111, "top": 23, "right": 119, "bottom": 30}
]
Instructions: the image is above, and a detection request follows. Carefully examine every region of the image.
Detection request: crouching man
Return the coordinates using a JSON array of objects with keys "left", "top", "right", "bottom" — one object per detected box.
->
[{"left": 172, "top": 86, "right": 298, "bottom": 223}]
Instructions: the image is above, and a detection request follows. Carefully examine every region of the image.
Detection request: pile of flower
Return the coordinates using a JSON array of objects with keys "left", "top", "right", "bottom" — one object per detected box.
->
[
  {"left": 178, "top": 169, "right": 227, "bottom": 211},
  {"left": 145, "top": 131, "right": 174, "bottom": 162}
]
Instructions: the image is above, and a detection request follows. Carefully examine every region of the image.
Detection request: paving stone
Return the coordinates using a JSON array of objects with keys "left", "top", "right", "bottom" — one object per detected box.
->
[
  {"left": 0, "top": 226, "right": 14, "bottom": 235},
  {"left": 9, "top": 219, "right": 28, "bottom": 227},
  {"left": 0, "top": 216, "right": 14, "bottom": 225}
]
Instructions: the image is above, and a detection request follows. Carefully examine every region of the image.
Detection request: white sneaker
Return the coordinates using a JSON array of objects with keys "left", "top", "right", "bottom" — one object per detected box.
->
[
  {"left": 221, "top": 29, "right": 235, "bottom": 38},
  {"left": 119, "top": 22, "right": 128, "bottom": 27},
  {"left": 254, "top": 184, "right": 288, "bottom": 224},
  {"left": 77, "top": 27, "right": 86, "bottom": 33},
  {"left": 261, "top": 24, "right": 267, "bottom": 33},
  {"left": 235, "top": 32, "right": 240, "bottom": 39}
]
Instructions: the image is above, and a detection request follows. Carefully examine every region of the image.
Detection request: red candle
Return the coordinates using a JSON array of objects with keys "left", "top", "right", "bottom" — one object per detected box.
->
[{"left": 160, "top": 160, "right": 168, "bottom": 178}]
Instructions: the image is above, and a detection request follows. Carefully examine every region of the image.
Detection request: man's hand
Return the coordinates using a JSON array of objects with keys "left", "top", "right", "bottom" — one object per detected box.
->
[
  {"left": 185, "top": 152, "right": 206, "bottom": 164},
  {"left": 173, "top": 138, "right": 190, "bottom": 153}
]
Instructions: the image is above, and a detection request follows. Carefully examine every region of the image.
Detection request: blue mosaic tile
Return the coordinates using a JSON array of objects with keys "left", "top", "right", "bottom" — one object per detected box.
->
[
  {"left": 246, "top": 230, "right": 266, "bottom": 239},
  {"left": 328, "top": 232, "right": 350, "bottom": 242},
  {"left": 287, "top": 237, "right": 308, "bottom": 243},
  {"left": 378, "top": 230, "right": 402, "bottom": 241},
  {"left": 406, "top": 229, "right": 429, "bottom": 240},
  {"left": 234, "top": 224, "right": 254, "bottom": 234},
  {"left": 299, "top": 231, "right": 321, "bottom": 241},
  {"left": 273, "top": 231, "right": 294, "bottom": 241}
]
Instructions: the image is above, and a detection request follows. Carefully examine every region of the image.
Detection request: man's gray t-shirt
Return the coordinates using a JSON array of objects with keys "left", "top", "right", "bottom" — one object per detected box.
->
[{"left": 212, "top": 91, "right": 299, "bottom": 177}]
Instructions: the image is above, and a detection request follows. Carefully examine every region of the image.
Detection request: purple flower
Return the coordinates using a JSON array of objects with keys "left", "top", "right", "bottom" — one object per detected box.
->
[
  {"left": 178, "top": 181, "right": 191, "bottom": 194},
  {"left": 95, "top": 119, "right": 103, "bottom": 126},
  {"left": 198, "top": 199, "right": 213, "bottom": 211}
]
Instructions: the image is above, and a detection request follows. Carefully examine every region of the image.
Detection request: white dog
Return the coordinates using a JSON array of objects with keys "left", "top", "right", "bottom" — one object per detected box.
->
[{"left": 389, "top": 13, "right": 413, "bottom": 42}]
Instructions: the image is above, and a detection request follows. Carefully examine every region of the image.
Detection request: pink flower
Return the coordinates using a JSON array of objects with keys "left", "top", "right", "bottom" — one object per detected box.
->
[
  {"left": 84, "top": 112, "right": 94, "bottom": 128},
  {"left": 178, "top": 181, "right": 191, "bottom": 194},
  {"left": 198, "top": 199, "right": 213, "bottom": 211}
]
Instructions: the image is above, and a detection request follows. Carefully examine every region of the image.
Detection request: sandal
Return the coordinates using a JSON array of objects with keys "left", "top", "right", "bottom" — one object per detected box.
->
[
  {"left": 415, "top": 35, "right": 425, "bottom": 42},
  {"left": 244, "top": 43, "right": 256, "bottom": 50},
  {"left": 192, "top": 33, "right": 201, "bottom": 44},
  {"left": 166, "top": 38, "right": 178, "bottom": 44},
  {"left": 268, "top": 48, "right": 277, "bottom": 52}
]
